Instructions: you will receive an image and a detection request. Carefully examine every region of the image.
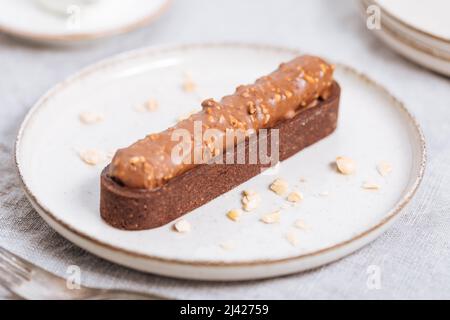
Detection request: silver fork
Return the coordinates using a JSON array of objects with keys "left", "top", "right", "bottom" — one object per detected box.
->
[{"left": 0, "top": 247, "right": 169, "bottom": 300}]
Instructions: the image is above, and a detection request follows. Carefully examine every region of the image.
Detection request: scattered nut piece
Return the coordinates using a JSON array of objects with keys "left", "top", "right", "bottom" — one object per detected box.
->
[
  {"left": 145, "top": 98, "right": 159, "bottom": 111},
  {"left": 173, "top": 219, "right": 191, "bottom": 233},
  {"left": 285, "top": 231, "right": 299, "bottom": 246},
  {"left": 219, "top": 240, "right": 235, "bottom": 251},
  {"left": 335, "top": 156, "right": 356, "bottom": 175},
  {"left": 182, "top": 73, "right": 197, "bottom": 92},
  {"left": 299, "top": 177, "right": 307, "bottom": 183},
  {"left": 362, "top": 182, "right": 380, "bottom": 190},
  {"left": 270, "top": 178, "right": 289, "bottom": 196},
  {"left": 79, "top": 149, "right": 104, "bottom": 166},
  {"left": 377, "top": 161, "right": 393, "bottom": 177},
  {"left": 287, "top": 191, "right": 303, "bottom": 203},
  {"left": 260, "top": 210, "right": 281, "bottom": 224},
  {"left": 241, "top": 190, "right": 261, "bottom": 212},
  {"left": 79, "top": 112, "right": 104, "bottom": 125},
  {"left": 318, "top": 191, "right": 329, "bottom": 197},
  {"left": 227, "top": 209, "right": 242, "bottom": 222}
]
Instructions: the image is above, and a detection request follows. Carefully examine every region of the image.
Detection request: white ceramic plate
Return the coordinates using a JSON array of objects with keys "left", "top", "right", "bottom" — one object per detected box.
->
[
  {"left": 0, "top": 0, "right": 171, "bottom": 44},
  {"left": 15, "top": 44, "right": 426, "bottom": 281}
]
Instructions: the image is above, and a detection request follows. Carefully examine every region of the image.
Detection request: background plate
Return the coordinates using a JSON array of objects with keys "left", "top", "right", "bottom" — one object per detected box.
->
[
  {"left": 15, "top": 44, "right": 426, "bottom": 281},
  {"left": 0, "top": 0, "right": 171, "bottom": 43}
]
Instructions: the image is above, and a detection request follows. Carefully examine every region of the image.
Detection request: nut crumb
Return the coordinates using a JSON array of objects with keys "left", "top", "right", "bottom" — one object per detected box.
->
[
  {"left": 79, "top": 149, "right": 104, "bottom": 165},
  {"left": 299, "top": 177, "right": 307, "bottom": 183},
  {"left": 79, "top": 112, "right": 104, "bottom": 125},
  {"left": 377, "top": 161, "right": 392, "bottom": 177},
  {"left": 173, "top": 219, "right": 191, "bottom": 233},
  {"left": 227, "top": 209, "right": 242, "bottom": 222},
  {"left": 182, "top": 73, "right": 197, "bottom": 92},
  {"left": 260, "top": 210, "right": 281, "bottom": 224},
  {"left": 241, "top": 190, "right": 261, "bottom": 211},
  {"left": 287, "top": 191, "right": 303, "bottom": 203},
  {"left": 285, "top": 231, "right": 299, "bottom": 246},
  {"left": 336, "top": 156, "right": 356, "bottom": 175},
  {"left": 145, "top": 98, "right": 159, "bottom": 111},
  {"left": 362, "top": 182, "right": 380, "bottom": 190},
  {"left": 219, "top": 241, "right": 235, "bottom": 251},
  {"left": 294, "top": 219, "right": 308, "bottom": 230},
  {"left": 270, "top": 178, "right": 289, "bottom": 196},
  {"left": 136, "top": 98, "right": 159, "bottom": 112}
]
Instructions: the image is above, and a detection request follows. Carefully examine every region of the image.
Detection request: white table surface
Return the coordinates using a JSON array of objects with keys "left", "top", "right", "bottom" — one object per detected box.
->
[{"left": 0, "top": 0, "right": 449, "bottom": 299}]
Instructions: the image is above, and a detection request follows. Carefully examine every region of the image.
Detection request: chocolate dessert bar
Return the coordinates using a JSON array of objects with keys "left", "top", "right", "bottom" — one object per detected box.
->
[{"left": 100, "top": 55, "right": 341, "bottom": 230}]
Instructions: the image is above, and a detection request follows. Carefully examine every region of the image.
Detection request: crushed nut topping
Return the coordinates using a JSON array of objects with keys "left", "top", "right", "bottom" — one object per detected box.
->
[
  {"left": 336, "top": 156, "right": 356, "bottom": 175},
  {"left": 287, "top": 191, "right": 303, "bottom": 203},
  {"left": 173, "top": 219, "right": 191, "bottom": 233},
  {"left": 246, "top": 101, "right": 256, "bottom": 115},
  {"left": 227, "top": 209, "right": 242, "bottom": 222},
  {"left": 304, "top": 74, "right": 316, "bottom": 84},
  {"left": 362, "top": 182, "right": 380, "bottom": 190},
  {"left": 377, "top": 161, "right": 392, "bottom": 177},
  {"left": 241, "top": 190, "right": 261, "bottom": 212},
  {"left": 78, "top": 149, "right": 104, "bottom": 166},
  {"left": 79, "top": 112, "right": 104, "bottom": 125},
  {"left": 260, "top": 210, "right": 281, "bottom": 224},
  {"left": 270, "top": 178, "right": 289, "bottom": 196}
]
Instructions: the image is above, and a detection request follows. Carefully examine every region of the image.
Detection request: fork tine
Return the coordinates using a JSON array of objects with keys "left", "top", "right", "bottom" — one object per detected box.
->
[
  {"left": 0, "top": 248, "right": 32, "bottom": 280},
  {"left": 0, "top": 263, "right": 24, "bottom": 286},
  {"left": 0, "top": 247, "right": 33, "bottom": 270}
]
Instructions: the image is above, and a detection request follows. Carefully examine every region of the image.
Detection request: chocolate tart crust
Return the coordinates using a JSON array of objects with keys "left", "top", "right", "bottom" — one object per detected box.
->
[{"left": 100, "top": 81, "right": 341, "bottom": 230}]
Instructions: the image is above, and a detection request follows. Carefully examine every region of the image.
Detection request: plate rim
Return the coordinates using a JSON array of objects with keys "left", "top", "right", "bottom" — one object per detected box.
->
[
  {"left": 0, "top": 0, "right": 172, "bottom": 43},
  {"left": 361, "top": 0, "right": 450, "bottom": 62},
  {"left": 14, "top": 42, "right": 427, "bottom": 268}
]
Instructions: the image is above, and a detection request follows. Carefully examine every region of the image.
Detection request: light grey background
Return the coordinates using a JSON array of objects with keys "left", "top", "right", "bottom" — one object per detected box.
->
[{"left": 0, "top": 0, "right": 449, "bottom": 299}]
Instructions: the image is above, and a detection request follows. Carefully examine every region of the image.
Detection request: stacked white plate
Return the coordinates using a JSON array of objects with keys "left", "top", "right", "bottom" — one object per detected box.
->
[{"left": 360, "top": 0, "right": 450, "bottom": 76}]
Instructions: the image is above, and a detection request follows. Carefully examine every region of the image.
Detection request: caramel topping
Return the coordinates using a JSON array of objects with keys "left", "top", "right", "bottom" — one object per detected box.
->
[{"left": 110, "top": 55, "right": 334, "bottom": 189}]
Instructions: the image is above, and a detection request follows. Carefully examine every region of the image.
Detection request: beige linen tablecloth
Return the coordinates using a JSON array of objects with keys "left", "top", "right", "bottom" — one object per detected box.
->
[{"left": 0, "top": 0, "right": 449, "bottom": 299}]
